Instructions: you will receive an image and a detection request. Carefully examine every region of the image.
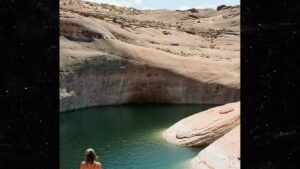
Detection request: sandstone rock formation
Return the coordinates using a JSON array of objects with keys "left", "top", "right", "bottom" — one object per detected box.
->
[
  {"left": 187, "top": 8, "right": 198, "bottom": 13},
  {"left": 162, "top": 102, "right": 240, "bottom": 146},
  {"left": 60, "top": 0, "right": 241, "bottom": 168},
  {"left": 59, "top": 0, "right": 240, "bottom": 112},
  {"left": 217, "top": 5, "right": 228, "bottom": 11},
  {"left": 190, "top": 125, "right": 240, "bottom": 169}
]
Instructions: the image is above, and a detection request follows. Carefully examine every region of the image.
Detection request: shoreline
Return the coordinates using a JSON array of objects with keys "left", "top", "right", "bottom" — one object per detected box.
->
[{"left": 162, "top": 102, "right": 240, "bottom": 169}]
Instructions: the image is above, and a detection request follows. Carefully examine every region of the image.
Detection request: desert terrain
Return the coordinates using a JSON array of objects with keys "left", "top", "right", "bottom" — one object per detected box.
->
[{"left": 59, "top": 0, "right": 240, "bottom": 168}]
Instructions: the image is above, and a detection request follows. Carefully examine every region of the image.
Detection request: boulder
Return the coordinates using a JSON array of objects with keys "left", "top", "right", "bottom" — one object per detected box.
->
[
  {"left": 190, "top": 125, "right": 240, "bottom": 169},
  {"left": 162, "top": 101, "right": 240, "bottom": 146},
  {"left": 188, "top": 8, "right": 198, "bottom": 13},
  {"left": 217, "top": 5, "right": 232, "bottom": 11}
]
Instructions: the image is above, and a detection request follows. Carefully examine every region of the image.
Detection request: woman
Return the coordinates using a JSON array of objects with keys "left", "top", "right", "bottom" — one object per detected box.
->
[{"left": 80, "top": 148, "right": 102, "bottom": 169}]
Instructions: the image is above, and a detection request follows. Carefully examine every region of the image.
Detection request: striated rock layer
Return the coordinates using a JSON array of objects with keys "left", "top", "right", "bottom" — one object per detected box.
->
[
  {"left": 190, "top": 125, "right": 240, "bottom": 169},
  {"left": 162, "top": 102, "right": 240, "bottom": 146},
  {"left": 59, "top": 1, "right": 240, "bottom": 112}
]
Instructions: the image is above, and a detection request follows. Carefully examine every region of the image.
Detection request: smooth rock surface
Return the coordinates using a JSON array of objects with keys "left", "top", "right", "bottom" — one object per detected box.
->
[
  {"left": 190, "top": 125, "right": 240, "bottom": 169},
  {"left": 162, "top": 102, "right": 240, "bottom": 146},
  {"left": 59, "top": 1, "right": 240, "bottom": 112}
]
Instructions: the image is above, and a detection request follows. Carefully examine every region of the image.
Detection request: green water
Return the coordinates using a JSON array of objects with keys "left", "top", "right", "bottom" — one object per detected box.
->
[{"left": 60, "top": 104, "right": 214, "bottom": 169}]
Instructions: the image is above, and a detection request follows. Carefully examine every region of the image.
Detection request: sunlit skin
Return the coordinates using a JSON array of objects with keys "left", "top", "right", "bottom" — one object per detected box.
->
[{"left": 80, "top": 161, "right": 101, "bottom": 169}]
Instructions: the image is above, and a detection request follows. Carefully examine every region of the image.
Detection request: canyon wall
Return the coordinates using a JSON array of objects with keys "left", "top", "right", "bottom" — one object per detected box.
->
[
  {"left": 60, "top": 53, "right": 240, "bottom": 111},
  {"left": 60, "top": 2, "right": 240, "bottom": 112}
]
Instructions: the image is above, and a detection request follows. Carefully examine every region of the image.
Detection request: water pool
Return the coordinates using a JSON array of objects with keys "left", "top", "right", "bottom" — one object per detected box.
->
[{"left": 60, "top": 104, "right": 214, "bottom": 169}]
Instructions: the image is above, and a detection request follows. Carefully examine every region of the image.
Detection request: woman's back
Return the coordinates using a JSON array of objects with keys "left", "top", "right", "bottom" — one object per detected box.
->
[{"left": 80, "top": 161, "right": 101, "bottom": 169}]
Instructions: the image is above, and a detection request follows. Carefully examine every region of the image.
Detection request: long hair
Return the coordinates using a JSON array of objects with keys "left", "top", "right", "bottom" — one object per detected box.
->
[{"left": 85, "top": 148, "right": 98, "bottom": 164}]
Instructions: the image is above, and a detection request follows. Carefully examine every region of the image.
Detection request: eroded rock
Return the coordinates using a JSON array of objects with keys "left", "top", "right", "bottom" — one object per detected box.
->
[
  {"left": 188, "top": 8, "right": 198, "bottom": 13},
  {"left": 162, "top": 102, "right": 240, "bottom": 146},
  {"left": 59, "top": 1, "right": 240, "bottom": 112},
  {"left": 190, "top": 125, "right": 240, "bottom": 169},
  {"left": 217, "top": 5, "right": 232, "bottom": 11},
  {"left": 219, "top": 106, "right": 234, "bottom": 114}
]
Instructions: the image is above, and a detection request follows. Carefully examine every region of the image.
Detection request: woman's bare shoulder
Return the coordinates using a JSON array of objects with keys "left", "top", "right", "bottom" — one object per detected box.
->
[
  {"left": 95, "top": 162, "right": 102, "bottom": 169},
  {"left": 80, "top": 161, "right": 86, "bottom": 169}
]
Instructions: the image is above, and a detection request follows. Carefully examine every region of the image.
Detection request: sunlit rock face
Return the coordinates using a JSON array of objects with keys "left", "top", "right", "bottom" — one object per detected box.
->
[
  {"left": 59, "top": 0, "right": 240, "bottom": 112},
  {"left": 190, "top": 125, "right": 240, "bottom": 169},
  {"left": 162, "top": 102, "right": 240, "bottom": 146}
]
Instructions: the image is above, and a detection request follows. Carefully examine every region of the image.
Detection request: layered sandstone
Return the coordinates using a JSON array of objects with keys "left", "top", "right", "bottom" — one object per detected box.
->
[
  {"left": 190, "top": 125, "right": 240, "bottom": 169},
  {"left": 59, "top": 0, "right": 240, "bottom": 112},
  {"left": 162, "top": 102, "right": 240, "bottom": 146},
  {"left": 60, "top": 1, "right": 241, "bottom": 168}
]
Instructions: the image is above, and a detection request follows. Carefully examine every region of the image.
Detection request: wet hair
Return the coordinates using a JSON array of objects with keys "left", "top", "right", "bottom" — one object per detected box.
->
[{"left": 85, "top": 148, "right": 98, "bottom": 164}]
